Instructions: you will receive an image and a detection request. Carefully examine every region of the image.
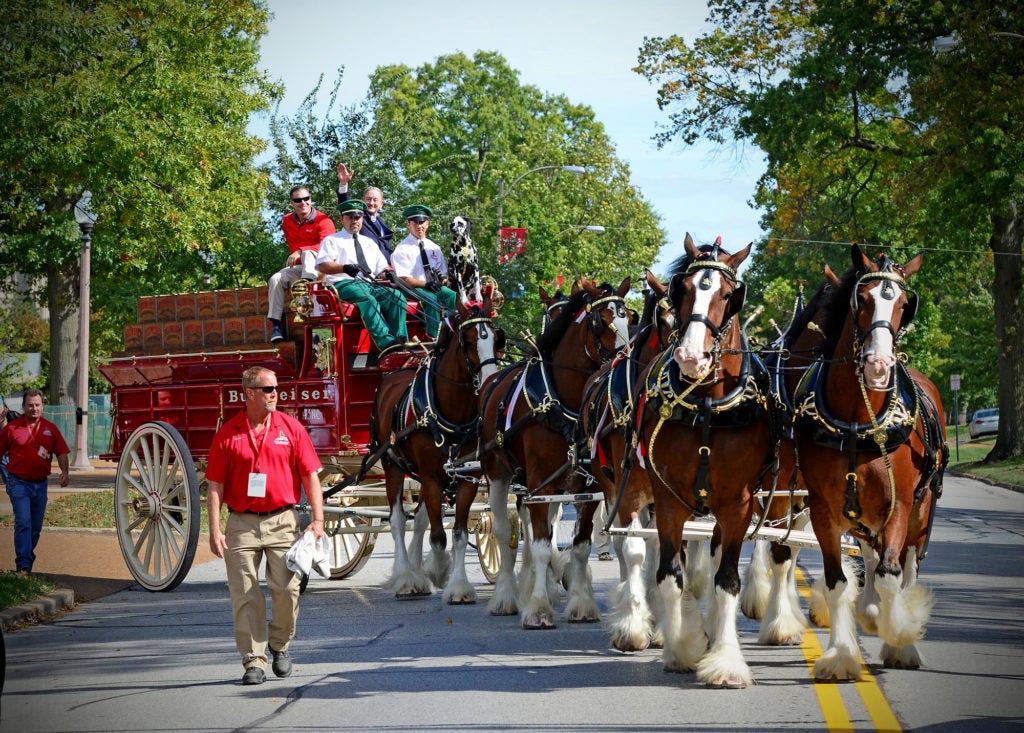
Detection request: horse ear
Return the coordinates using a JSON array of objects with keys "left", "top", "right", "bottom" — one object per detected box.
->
[
  {"left": 668, "top": 272, "right": 686, "bottom": 308},
  {"left": 825, "top": 264, "right": 842, "bottom": 287},
  {"left": 729, "top": 242, "right": 754, "bottom": 270},
  {"left": 646, "top": 270, "right": 668, "bottom": 296},
  {"left": 684, "top": 232, "right": 698, "bottom": 259},
  {"left": 850, "top": 243, "right": 871, "bottom": 272},
  {"left": 539, "top": 285, "right": 550, "bottom": 301},
  {"left": 616, "top": 276, "right": 630, "bottom": 297},
  {"left": 903, "top": 252, "right": 923, "bottom": 278}
]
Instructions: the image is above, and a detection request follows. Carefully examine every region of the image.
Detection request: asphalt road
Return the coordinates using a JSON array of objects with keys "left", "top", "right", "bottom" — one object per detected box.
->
[{"left": 1, "top": 474, "right": 1022, "bottom": 733}]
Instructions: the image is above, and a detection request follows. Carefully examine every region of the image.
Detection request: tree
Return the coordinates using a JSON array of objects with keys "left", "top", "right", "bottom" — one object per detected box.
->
[
  {"left": 635, "top": 0, "right": 1023, "bottom": 460},
  {"left": 0, "top": 0, "right": 280, "bottom": 401},
  {"left": 365, "top": 52, "right": 664, "bottom": 336}
]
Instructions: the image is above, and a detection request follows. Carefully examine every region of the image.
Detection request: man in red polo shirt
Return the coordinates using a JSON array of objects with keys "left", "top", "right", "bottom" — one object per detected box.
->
[
  {"left": 0, "top": 389, "right": 70, "bottom": 575},
  {"left": 267, "top": 185, "right": 337, "bottom": 343},
  {"left": 206, "top": 367, "right": 325, "bottom": 686}
]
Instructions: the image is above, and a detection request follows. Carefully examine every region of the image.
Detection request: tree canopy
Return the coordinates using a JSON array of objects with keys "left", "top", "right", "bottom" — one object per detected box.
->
[
  {"left": 0, "top": 0, "right": 280, "bottom": 400},
  {"left": 636, "top": 0, "right": 1023, "bottom": 459}
]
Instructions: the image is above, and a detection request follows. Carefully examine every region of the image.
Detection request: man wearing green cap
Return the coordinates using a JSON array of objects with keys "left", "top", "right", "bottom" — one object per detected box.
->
[
  {"left": 316, "top": 199, "right": 407, "bottom": 350},
  {"left": 391, "top": 204, "right": 457, "bottom": 339}
]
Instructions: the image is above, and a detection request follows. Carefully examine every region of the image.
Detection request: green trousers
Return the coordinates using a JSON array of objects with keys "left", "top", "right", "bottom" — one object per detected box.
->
[
  {"left": 409, "top": 285, "right": 457, "bottom": 338},
  {"left": 332, "top": 279, "right": 408, "bottom": 349}
]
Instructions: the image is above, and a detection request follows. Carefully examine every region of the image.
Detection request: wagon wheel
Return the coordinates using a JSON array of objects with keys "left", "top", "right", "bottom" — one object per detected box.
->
[
  {"left": 325, "top": 515, "right": 379, "bottom": 579},
  {"left": 114, "top": 421, "right": 200, "bottom": 592},
  {"left": 474, "top": 507, "right": 519, "bottom": 584}
]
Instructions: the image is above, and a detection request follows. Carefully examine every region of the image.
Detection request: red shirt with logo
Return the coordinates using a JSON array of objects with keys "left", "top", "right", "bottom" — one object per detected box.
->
[
  {"left": 205, "top": 410, "right": 321, "bottom": 513},
  {"left": 0, "top": 416, "right": 70, "bottom": 482},
  {"left": 281, "top": 209, "right": 336, "bottom": 254}
]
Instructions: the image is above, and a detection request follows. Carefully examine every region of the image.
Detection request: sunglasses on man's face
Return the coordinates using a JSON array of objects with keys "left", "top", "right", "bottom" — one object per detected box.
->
[
  {"left": 291, "top": 196, "right": 311, "bottom": 203},
  {"left": 408, "top": 216, "right": 429, "bottom": 224},
  {"left": 250, "top": 385, "right": 279, "bottom": 393}
]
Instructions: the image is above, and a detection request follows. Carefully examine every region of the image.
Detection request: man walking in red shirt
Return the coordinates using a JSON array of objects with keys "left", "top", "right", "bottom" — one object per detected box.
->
[
  {"left": 0, "top": 390, "right": 70, "bottom": 575},
  {"left": 205, "top": 367, "right": 325, "bottom": 685}
]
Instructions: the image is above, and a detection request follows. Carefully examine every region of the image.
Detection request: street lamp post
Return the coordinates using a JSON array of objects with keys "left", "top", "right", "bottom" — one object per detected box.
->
[
  {"left": 496, "top": 164, "right": 586, "bottom": 234},
  {"left": 71, "top": 191, "right": 97, "bottom": 472},
  {"left": 555, "top": 225, "right": 606, "bottom": 236}
]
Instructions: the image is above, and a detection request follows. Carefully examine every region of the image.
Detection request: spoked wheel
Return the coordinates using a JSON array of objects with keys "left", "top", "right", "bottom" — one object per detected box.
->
[
  {"left": 114, "top": 421, "right": 200, "bottom": 591},
  {"left": 475, "top": 507, "right": 519, "bottom": 584},
  {"left": 326, "top": 514, "right": 379, "bottom": 579}
]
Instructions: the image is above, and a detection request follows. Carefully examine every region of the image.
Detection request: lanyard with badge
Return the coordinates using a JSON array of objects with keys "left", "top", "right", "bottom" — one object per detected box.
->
[
  {"left": 246, "top": 414, "right": 272, "bottom": 498},
  {"left": 27, "top": 420, "right": 49, "bottom": 461}
]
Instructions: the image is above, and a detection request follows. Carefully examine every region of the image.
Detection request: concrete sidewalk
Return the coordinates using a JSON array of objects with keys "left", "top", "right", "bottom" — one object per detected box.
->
[{"left": 1, "top": 461, "right": 218, "bottom": 629}]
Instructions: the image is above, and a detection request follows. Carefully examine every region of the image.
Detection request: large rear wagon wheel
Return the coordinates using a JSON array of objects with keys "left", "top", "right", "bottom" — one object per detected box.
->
[
  {"left": 326, "top": 515, "right": 379, "bottom": 579},
  {"left": 114, "top": 421, "right": 200, "bottom": 591},
  {"left": 475, "top": 507, "right": 519, "bottom": 584}
]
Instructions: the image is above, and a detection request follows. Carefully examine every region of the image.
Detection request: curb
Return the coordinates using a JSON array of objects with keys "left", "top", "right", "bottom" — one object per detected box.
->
[{"left": 1, "top": 588, "right": 76, "bottom": 631}]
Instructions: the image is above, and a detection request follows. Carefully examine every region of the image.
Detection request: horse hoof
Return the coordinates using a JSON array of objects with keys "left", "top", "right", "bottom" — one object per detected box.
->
[
  {"left": 567, "top": 614, "right": 601, "bottom": 624},
  {"left": 523, "top": 616, "right": 556, "bottom": 630},
  {"left": 396, "top": 588, "right": 432, "bottom": 599},
  {"left": 613, "top": 640, "right": 650, "bottom": 653},
  {"left": 447, "top": 597, "right": 476, "bottom": 606},
  {"left": 707, "top": 678, "right": 748, "bottom": 690}
]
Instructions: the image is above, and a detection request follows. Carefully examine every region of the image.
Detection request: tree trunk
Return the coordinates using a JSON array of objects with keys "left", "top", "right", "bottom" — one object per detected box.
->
[
  {"left": 47, "top": 261, "right": 80, "bottom": 407},
  {"left": 987, "top": 202, "right": 1024, "bottom": 462}
]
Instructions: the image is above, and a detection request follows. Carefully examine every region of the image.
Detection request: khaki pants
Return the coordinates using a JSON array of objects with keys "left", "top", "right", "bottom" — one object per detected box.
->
[
  {"left": 224, "top": 508, "right": 300, "bottom": 671},
  {"left": 267, "top": 251, "right": 318, "bottom": 321}
]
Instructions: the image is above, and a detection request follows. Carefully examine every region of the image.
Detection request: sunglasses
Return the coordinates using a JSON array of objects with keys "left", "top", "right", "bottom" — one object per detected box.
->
[
  {"left": 250, "top": 385, "right": 279, "bottom": 393},
  {"left": 291, "top": 196, "right": 311, "bottom": 203},
  {"left": 407, "top": 216, "right": 429, "bottom": 224},
  {"left": 344, "top": 212, "right": 364, "bottom": 218}
]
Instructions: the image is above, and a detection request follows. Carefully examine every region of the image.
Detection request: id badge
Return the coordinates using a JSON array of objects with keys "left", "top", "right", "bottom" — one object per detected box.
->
[{"left": 247, "top": 473, "right": 267, "bottom": 498}]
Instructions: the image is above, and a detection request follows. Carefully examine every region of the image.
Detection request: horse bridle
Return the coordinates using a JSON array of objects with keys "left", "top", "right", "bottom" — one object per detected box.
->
[
  {"left": 849, "top": 266, "right": 918, "bottom": 354},
  {"left": 453, "top": 310, "right": 499, "bottom": 392},
  {"left": 668, "top": 256, "right": 746, "bottom": 361},
  {"left": 583, "top": 290, "right": 629, "bottom": 365}
]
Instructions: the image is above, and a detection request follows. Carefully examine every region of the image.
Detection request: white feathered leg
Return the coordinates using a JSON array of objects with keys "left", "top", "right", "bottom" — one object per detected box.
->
[
  {"left": 566, "top": 540, "right": 601, "bottom": 623},
  {"left": 758, "top": 553, "right": 807, "bottom": 645},
  {"left": 875, "top": 547, "right": 932, "bottom": 669},
  {"left": 443, "top": 527, "right": 476, "bottom": 604},
  {"left": 740, "top": 539, "right": 771, "bottom": 620},
  {"left": 521, "top": 539, "right": 557, "bottom": 629},
  {"left": 856, "top": 540, "right": 881, "bottom": 633},
  {"left": 686, "top": 540, "right": 712, "bottom": 602},
  {"left": 385, "top": 502, "right": 433, "bottom": 597},
  {"left": 487, "top": 480, "right": 519, "bottom": 616},
  {"left": 698, "top": 586, "right": 753, "bottom": 688},
  {"left": 608, "top": 518, "right": 654, "bottom": 651},
  {"left": 659, "top": 574, "right": 708, "bottom": 673},
  {"left": 813, "top": 573, "right": 861, "bottom": 681}
]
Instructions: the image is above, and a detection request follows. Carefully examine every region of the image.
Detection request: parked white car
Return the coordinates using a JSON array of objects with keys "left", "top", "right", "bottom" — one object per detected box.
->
[{"left": 969, "top": 408, "right": 999, "bottom": 439}]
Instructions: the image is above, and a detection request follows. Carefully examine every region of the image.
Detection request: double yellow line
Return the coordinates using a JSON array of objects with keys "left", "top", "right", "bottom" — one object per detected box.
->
[{"left": 795, "top": 567, "right": 903, "bottom": 732}]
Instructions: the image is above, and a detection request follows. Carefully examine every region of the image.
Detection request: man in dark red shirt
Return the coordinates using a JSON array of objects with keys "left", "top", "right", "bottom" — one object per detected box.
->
[
  {"left": 267, "top": 185, "right": 336, "bottom": 342},
  {"left": 0, "top": 390, "right": 70, "bottom": 574},
  {"left": 206, "top": 367, "right": 325, "bottom": 685}
]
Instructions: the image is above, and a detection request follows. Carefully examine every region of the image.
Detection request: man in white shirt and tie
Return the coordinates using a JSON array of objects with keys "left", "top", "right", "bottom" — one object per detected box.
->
[{"left": 316, "top": 199, "right": 407, "bottom": 350}]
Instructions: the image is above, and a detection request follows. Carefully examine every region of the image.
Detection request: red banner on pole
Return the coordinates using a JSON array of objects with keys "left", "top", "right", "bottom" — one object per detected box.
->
[{"left": 498, "top": 227, "right": 527, "bottom": 263}]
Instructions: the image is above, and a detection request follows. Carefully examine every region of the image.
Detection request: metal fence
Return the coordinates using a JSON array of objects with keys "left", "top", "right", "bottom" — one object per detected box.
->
[{"left": 42, "top": 400, "right": 113, "bottom": 460}]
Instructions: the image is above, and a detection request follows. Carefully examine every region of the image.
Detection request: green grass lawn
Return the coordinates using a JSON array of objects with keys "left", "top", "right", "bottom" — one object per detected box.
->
[
  {"left": 0, "top": 570, "right": 56, "bottom": 614},
  {"left": 945, "top": 430, "right": 1023, "bottom": 490}
]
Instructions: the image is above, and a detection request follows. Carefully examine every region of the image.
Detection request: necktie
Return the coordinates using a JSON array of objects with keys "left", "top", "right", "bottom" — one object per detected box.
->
[
  {"left": 418, "top": 240, "right": 431, "bottom": 276},
  {"left": 353, "top": 233, "right": 370, "bottom": 274}
]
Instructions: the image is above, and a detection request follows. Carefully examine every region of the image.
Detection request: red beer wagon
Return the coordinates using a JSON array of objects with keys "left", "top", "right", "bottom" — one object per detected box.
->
[{"left": 98, "top": 280, "right": 506, "bottom": 591}]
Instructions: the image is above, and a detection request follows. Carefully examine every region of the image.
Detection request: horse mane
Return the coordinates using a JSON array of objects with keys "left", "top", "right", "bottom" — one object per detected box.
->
[
  {"left": 811, "top": 264, "right": 860, "bottom": 356},
  {"left": 634, "top": 286, "right": 660, "bottom": 342},
  {"left": 535, "top": 286, "right": 591, "bottom": 359}
]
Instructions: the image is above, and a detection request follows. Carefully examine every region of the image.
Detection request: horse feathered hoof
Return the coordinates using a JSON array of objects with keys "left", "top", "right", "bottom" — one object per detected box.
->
[
  {"left": 396, "top": 588, "right": 433, "bottom": 599},
  {"left": 706, "top": 678, "right": 748, "bottom": 690},
  {"left": 522, "top": 613, "right": 556, "bottom": 629},
  {"left": 447, "top": 595, "right": 476, "bottom": 605},
  {"left": 567, "top": 613, "right": 601, "bottom": 624}
]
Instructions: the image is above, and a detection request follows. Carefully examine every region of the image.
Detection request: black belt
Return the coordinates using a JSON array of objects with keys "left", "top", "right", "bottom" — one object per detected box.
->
[{"left": 229, "top": 505, "right": 295, "bottom": 517}]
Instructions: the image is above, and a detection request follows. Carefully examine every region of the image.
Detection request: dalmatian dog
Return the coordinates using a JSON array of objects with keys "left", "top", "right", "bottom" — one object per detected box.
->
[{"left": 448, "top": 215, "right": 483, "bottom": 304}]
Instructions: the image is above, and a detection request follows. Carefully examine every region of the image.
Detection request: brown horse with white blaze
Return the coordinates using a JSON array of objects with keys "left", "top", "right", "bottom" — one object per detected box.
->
[
  {"left": 792, "top": 245, "right": 946, "bottom": 680},
  {"left": 637, "top": 236, "right": 774, "bottom": 688}
]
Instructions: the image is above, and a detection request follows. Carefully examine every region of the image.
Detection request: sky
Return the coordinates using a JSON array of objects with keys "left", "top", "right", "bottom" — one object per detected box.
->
[{"left": 256, "top": 0, "right": 767, "bottom": 270}]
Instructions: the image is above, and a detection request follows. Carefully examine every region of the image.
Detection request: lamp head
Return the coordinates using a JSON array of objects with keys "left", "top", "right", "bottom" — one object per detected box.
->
[{"left": 74, "top": 190, "right": 97, "bottom": 233}]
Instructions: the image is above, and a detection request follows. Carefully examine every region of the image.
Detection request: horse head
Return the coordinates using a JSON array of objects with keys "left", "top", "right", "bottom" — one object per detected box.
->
[
  {"left": 450, "top": 291, "right": 500, "bottom": 391},
  {"left": 666, "top": 233, "right": 751, "bottom": 380},
  {"left": 825, "top": 244, "right": 922, "bottom": 391},
  {"left": 642, "top": 269, "right": 676, "bottom": 358},
  {"left": 580, "top": 276, "right": 632, "bottom": 363},
  {"left": 538, "top": 285, "right": 569, "bottom": 334}
]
